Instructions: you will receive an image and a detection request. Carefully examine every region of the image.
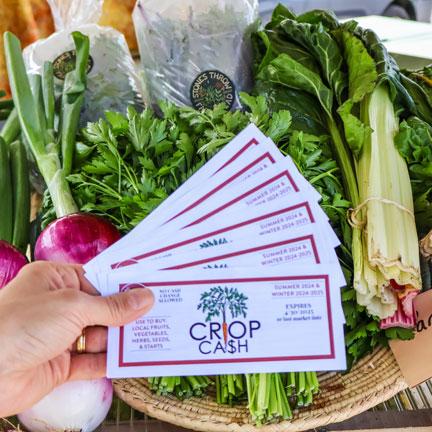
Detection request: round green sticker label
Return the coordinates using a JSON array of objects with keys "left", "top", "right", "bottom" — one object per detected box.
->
[{"left": 190, "top": 70, "right": 235, "bottom": 111}]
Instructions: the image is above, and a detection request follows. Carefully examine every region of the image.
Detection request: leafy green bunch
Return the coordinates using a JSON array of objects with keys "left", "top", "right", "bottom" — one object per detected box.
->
[
  {"left": 43, "top": 95, "right": 291, "bottom": 231},
  {"left": 252, "top": 5, "right": 419, "bottom": 362}
]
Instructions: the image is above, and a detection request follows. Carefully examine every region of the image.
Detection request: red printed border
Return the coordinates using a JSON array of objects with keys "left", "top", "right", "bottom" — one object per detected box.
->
[
  {"left": 166, "top": 152, "right": 277, "bottom": 224},
  {"left": 215, "top": 138, "right": 259, "bottom": 174},
  {"left": 113, "top": 202, "right": 315, "bottom": 268},
  {"left": 184, "top": 170, "right": 299, "bottom": 228},
  {"left": 118, "top": 275, "right": 334, "bottom": 367}
]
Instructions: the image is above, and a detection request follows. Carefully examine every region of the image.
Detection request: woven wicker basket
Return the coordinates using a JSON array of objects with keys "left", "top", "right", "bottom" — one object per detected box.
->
[{"left": 113, "top": 346, "right": 407, "bottom": 431}]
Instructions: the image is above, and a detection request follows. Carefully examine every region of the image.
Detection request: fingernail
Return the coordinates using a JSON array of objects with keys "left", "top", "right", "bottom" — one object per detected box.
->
[{"left": 128, "top": 288, "right": 154, "bottom": 310}]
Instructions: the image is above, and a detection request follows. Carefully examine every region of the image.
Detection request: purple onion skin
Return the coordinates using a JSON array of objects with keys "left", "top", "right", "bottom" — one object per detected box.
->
[
  {"left": 0, "top": 240, "right": 27, "bottom": 289},
  {"left": 35, "top": 213, "right": 121, "bottom": 264}
]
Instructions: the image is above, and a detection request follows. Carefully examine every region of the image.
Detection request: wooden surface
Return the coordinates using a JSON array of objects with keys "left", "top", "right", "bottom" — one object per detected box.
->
[{"left": 101, "top": 409, "right": 432, "bottom": 431}]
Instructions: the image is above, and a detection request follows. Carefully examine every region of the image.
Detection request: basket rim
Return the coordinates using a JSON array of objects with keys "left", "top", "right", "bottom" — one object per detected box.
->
[{"left": 113, "top": 347, "right": 408, "bottom": 432}]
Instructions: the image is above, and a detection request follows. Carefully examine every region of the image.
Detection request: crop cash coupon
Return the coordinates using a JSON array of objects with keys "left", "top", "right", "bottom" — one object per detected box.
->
[
  {"left": 109, "top": 200, "right": 327, "bottom": 270},
  {"left": 107, "top": 268, "right": 346, "bottom": 378}
]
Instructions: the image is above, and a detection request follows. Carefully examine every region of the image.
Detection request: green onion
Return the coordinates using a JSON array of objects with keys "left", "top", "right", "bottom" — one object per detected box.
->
[{"left": 4, "top": 31, "right": 89, "bottom": 218}]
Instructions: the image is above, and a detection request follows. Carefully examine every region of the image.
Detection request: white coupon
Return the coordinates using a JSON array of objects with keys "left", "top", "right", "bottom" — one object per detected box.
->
[
  {"left": 108, "top": 199, "right": 335, "bottom": 271},
  {"left": 148, "top": 228, "right": 339, "bottom": 272},
  {"left": 85, "top": 135, "right": 284, "bottom": 276},
  {"left": 96, "top": 226, "right": 347, "bottom": 325},
  {"left": 85, "top": 123, "right": 270, "bottom": 266},
  {"left": 87, "top": 160, "right": 327, "bottom": 280},
  {"left": 106, "top": 266, "right": 346, "bottom": 378},
  {"left": 98, "top": 226, "right": 344, "bottom": 293}
]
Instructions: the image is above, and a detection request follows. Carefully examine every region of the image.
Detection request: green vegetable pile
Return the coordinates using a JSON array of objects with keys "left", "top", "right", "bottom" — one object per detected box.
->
[
  {"left": 40, "top": 92, "right": 405, "bottom": 423},
  {"left": 42, "top": 95, "right": 292, "bottom": 231},
  {"left": 37, "top": 5, "right": 432, "bottom": 427}
]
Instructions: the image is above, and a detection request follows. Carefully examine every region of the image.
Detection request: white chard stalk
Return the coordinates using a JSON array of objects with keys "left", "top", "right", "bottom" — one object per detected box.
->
[{"left": 354, "top": 84, "right": 421, "bottom": 319}]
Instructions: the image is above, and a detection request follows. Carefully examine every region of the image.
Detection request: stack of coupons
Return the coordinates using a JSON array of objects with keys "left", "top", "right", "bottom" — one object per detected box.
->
[{"left": 84, "top": 124, "right": 347, "bottom": 378}]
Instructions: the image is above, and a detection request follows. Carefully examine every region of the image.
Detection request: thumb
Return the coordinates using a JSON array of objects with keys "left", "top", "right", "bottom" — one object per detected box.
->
[{"left": 82, "top": 288, "right": 155, "bottom": 327}]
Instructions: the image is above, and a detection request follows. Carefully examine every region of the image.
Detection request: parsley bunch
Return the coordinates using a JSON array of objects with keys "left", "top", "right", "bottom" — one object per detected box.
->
[{"left": 43, "top": 95, "right": 291, "bottom": 231}]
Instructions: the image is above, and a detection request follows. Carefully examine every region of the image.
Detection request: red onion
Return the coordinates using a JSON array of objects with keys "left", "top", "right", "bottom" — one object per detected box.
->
[
  {"left": 18, "top": 379, "right": 113, "bottom": 432},
  {"left": 28, "top": 214, "right": 119, "bottom": 431},
  {"left": 29, "top": 213, "right": 119, "bottom": 431},
  {"left": 0, "top": 240, "right": 27, "bottom": 289},
  {"left": 35, "top": 213, "right": 120, "bottom": 264}
]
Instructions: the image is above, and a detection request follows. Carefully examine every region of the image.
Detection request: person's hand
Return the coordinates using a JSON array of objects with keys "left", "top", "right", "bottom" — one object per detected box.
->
[{"left": 0, "top": 261, "right": 154, "bottom": 417}]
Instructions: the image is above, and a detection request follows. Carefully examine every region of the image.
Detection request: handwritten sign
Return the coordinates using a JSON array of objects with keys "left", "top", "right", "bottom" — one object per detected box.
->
[{"left": 390, "top": 290, "right": 432, "bottom": 387}]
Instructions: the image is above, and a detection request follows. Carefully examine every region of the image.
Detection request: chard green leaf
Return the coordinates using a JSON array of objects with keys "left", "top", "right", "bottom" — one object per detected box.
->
[
  {"left": 266, "top": 3, "right": 296, "bottom": 28},
  {"left": 253, "top": 30, "right": 320, "bottom": 75},
  {"left": 337, "top": 100, "right": 371, "bottom": 157},
  {"left": 258, "top": 53, "right": 333, "bottom": 118},
  {"left": 352, "top": 26, "right": 415, "bottom": 111},
  {"left": 254, "top": 81, "right": 327, "bottom": 135},
  {"left": 404, "top": 65, "right": 432, "bottom": 113},
  {"left": 336, "top": 32, "right": 377, "bottom": 157},
  {"left": 340, "top": 20, "right": 358, "bottom": 33},
  {"left": 278, "top": 19, "right": 346, "bottom": 103},
  {"left": 297, "top": 9, "right": 340, "bottom": 30},
  {"left": 400, "top": 74, "right": 432, "bottom": 124},
  {"left": 341, "top": 31, "right": 377, "bottom": 103}
]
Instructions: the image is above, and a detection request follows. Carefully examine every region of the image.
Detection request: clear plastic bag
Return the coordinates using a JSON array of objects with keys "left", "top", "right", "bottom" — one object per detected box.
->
[
  {"left": 133, "top": 0, "right": 259, "bottom": 110},
  {"left": 24, "top": 0, "right": 142, "bottom": 124}
]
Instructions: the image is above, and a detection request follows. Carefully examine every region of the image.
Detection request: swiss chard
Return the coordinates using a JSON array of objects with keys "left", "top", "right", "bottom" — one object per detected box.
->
[{"left": 254, "top": 7, "right": 419, "bottom": 358}]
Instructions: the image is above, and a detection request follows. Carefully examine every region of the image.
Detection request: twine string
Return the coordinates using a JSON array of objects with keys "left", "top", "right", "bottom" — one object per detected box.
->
[{"left": 348, "top": 196, "right": 415, "bottom": 229}]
